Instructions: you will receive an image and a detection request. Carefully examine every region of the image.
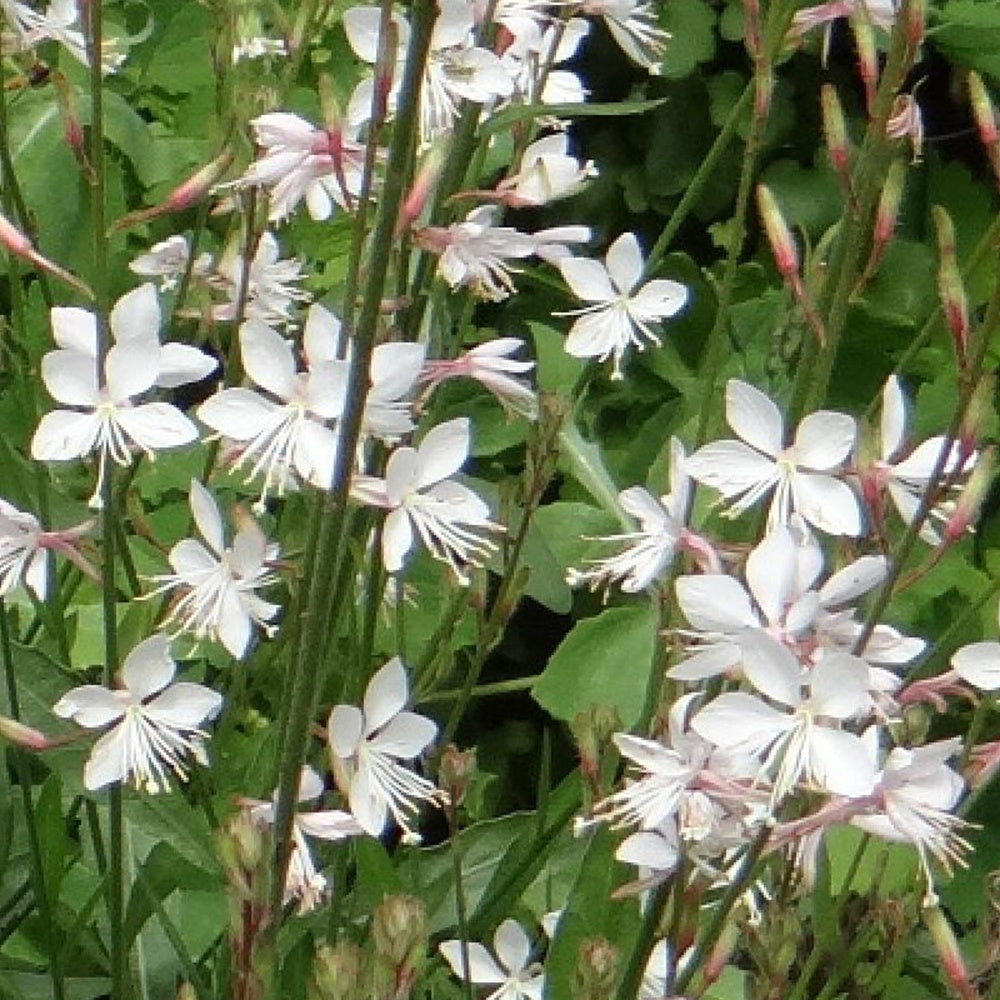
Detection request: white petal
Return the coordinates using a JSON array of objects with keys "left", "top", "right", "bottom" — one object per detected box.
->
[
  {"left": 303, "top": 303, "right": 342, "bottom": 364},
  {"left": 808, "top": 652, "right": 870, "bottom": 719},
  {"left": 881, "top": 375, "right": 906, "bottom": 461},
  {"left": 684, "top": 440, "right": 776, "bottom": 498},
  {"left": 348, "top": 766, "right": 389, "bottom": 836},
  {"left": 53, "top": 685, "right": 124, "bottom": 727},
  {"left": 370, "top": 342, "right": 426, "bottom": 401},
  {"left": 41, "top": 350, "right": 99, "bottom": 406},
  {"left": 381, "top": 508, "right": 413, "bottom": 572},
  {"left": 188, "top": 480, "right": 225, "bottom": 555},
  {"left": 667, "top": 644, "right": 741, "bottom": 681},
  {"left": 106, "top": 341, "right": 158, "bottom": 402},
  {"left": 121, "top": 633, "right": 175, "bottom": 699},
  {"left": 369, "top": 713, "right": 435, "bottom": 758},
  {"left": 198, "top": 388, "right": 282, "bottom": 441},
  {"left": 745, "top": 526, "right": 798, "bottom": 626},
  {"left": 115, "top": 403, "right": 199, "bottom": 453},
  {"left": 726, "top": 380, "right": 783, "bottom": 456},
  {"left": 157, "top": 343, "right": 218, "bottom": 389},
  {"left": 328, "top": 704, "right": 364, "bottom": 759},
  {"left": 820, "top": 555, "right": 887, "bottom": 607},
  {"left": 439, "top": 941, "right": 506, "bottom": 985},
  {"left": 558, "top": 256, "right": 616, "bottom": 303},
  {"left": 415, "top": 418, "right": 469, "bottom": 487},
  {"left": 791, "top": 473, "right": 862, "bottom": 536},
  {"left": 951, "top": 642, "right": 1000, "bottom": 691},
  {"left": 793, "top": 411, "right": 855, "bottom": 470},
  {"left": 217, "top": 585, "right": 252, "bottom": 657},
  {"left": 31, "top": 409, "right": 101, "bottom": 461},
  {"left": 893, "top": 437, "right": 956, "bottom": 480},
  {"left": 362, "top": 657, "right": 408, "bottom": 735},
  {"left": 605, "top": 232, "right": 643, "bottom": 296},
  {"left": 147, "top": 682, "right": 223, "bottom": 727},
  {"left": 296, "top": 809, "right": 364, "bottom": 841},
  {"left": 616, "top": 829, "right": 678, "bottom": 871},
  {"left": 675, "top": 575, "right": 757, "bottom": 632},
  {"left": 169, "top": 538, "right": 218, "bottom": 579},
  {"left": 110, "top": 283, "right": 160, "bottom": 343},
  {"left": 494, "top": 919, "right": 531, "bottom": 976},
  {"left": 740, "top": 632, "right": 803, "bottom": 706},
  {"left": 83, "top": 724, "right": 128, "bottom": 790},
  {"left": 240, "top": 319, "right": 298, "bottom": 400},
  {"left": 628, "top": 279, "right": 688, "bottom": 320},
  {"left": 51, "top": 306, "right": 97, "bottom": 354},
  {"left": 691, "top": 692, "right": 790, "bottom": 755},
  {"left": 808, "top": 728, "right": 877, "bottom": 797}
]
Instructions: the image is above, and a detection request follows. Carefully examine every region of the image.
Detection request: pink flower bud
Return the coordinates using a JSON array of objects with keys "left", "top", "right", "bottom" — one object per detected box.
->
[
  {"left": 969, "top": 71, "right": 999, "bottom": 146},
  {"left": 933, "top": 206, "right": 969, "bottom": 359},
  {"left": 165, "top": 151, "right": 234, "bottom": 213},
  {"left": 874, "top": 159, "right": 905, "bottom": 250},
  {"left": 0, "top": 715, "right": 51, "bottom": 750},
  {"left": 0, "top": 212, "right": 34, "bottom": 258},
  {"left": 821, "top": 84, "right": 850, "bottom": 176},
  {"left": 852, "top": 23, "right": 877, "bottom": 112},
  {"left": 397, "top": 146, "right": 443, "bottom": 234},
  {"left": 943, "top": 447, "right": 993, "bottom": 544},
  {"left": 757, "top": 184, "right": 798, "bottom": 277},
  {"left": 922, "top": 902, "right": 972, "bottom": 987}
]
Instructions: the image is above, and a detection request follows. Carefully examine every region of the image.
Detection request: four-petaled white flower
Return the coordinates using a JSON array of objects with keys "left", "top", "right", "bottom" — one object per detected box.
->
[
  {"left": 351, "top": 418, "right": 501, "bottom": 584},
  {"left": 243, "top": 765, "right": 363, "bottom": 913},
  {"left": 500, "top": 133, "right": 597, "bottom": 206},
  {"left": 198, "top": 313, "right": 348, "bottom": 503},
  {"left": 53, "top": 634, "right": 222, "bottom": 793},
  {"left": 130, "top": 235, "right": 213, "bottom": 291},
  {"left": 148, "top": 480, "right": 280, "bottom": 658},
  {"left": 439, "top": 919, "right": 545, "bottom": 1000},
  {"left": 685, "top": 379, "right": 862, "bottom": 536},
  {"left": 236, "top": 113, "right": 366, "bottom": 222},
  {"left": 555, "top": 231, "right": 688, "bottom": 379},
  {"left": 31, "top": 286, "right": 213, "bottom": 508},
  {"left": 327, "top": 657, "right": 444, "bottom": 839}
]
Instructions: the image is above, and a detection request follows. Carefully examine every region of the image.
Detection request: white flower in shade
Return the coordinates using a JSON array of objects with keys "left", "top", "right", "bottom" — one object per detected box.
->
[
  {"left": 500, "top": 18, "right": 590, "bottom": 106},
  {"left": 418, "top": 337, "right": 537, "bottom": 417},
  {"left": 580, "top": 0, "right": 669, "bottom": 72},
  {"left": 213, "top": 231, "right": 311, "bottom": 327},
  {"left": 568, "top": 438, "right": 712, "bottom": 594},
  {"left": 862, "top": 375, "right": 975, "bottom": 544},
  {"left": 344, "top": 2, "right": 514, "bottom": 144},
  {"left": 555, "top": 232, "right": 688, "bottom": 379},
  {"left": 32, "top": 294, "right": 207, "bottom": 509},
  {"left": 244, "top": 766, "right": 363, "bottom": 913},
  {"left": 790, "top": 0, "right": 896, "bottom": 38},
  {"left": 327, "top": 657, "right": 444, "bottom": 839},
  {"left": 692, "top": 638, "right": 876, "bottom": 804},
  {"left": 439, "top": 919, "right": 545, "bottom": 1000},
  {"left": 500, "top": 133, "right": 596, "bottom": 206},
  {"left": 950, "top": 637, "right": 1000, "bottom": 692},
  {"left": 197, "top": 315, "right": 348, "bottom": 503},
  {"left": 852, "top": 734, "right": 969, "bottom": 891},
  {"left": 686, "top": 379, "right": 862, "bottom": 536},
  {"left": 53, "top": 634, "right": 222, "bottom": 793},
  {"left": 236, "top": 112, "right": 366, "bottom": 222},
  {"left": 130, "top": 235, "right": 213, "bottom": 291},
  {"left": 4, "top": 0, "right": 124, "bottom": 72},
  {"left": 362, "top": 343, "right": 426, "bottom": 444},
  {"left": 148, "top": 481, "right": 280, "bottom": 658},
  {"left": 350, "top": 418, "right": 501, "bottom": 584}
]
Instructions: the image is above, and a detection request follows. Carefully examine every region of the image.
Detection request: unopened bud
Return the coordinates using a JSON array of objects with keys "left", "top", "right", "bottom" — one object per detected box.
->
[
  {"left": 821, "top": 84, "right": 850, "bottom": 176},
  {"left": 439, "top": 744, "right": 476, "bottom": 805},
  {"left": 961, "top": 373, "right": 993, "bottom": 458},
  {"left": 175, "top": 984, "right": 197, "bottom": 1000},
  {"left": 757, "top": 184, "right": 798, "bottom": 277},
  {"left": 905, "top": 0, "right": 926, "bottom": 48},
  {"left": 0, "top": 715, "right": 51, "bottom": 750},
  {"left": 51, "top": 71, "right": 86, "bottom": 167},
  {"left": 397, "top": 145, "right": 444, "bottom": 234},
  {"left": 372, "top": 895, "right": 427, "bottom": 969},
  {"left": 373, "top": 20, "right": 399, "bottom": 126},
  {"left": 574, "top": 937, "right": 619, "bottom": 1000},
  {"left": 704, "top": 920, "right": 741, "bottom": 985},
  {"left": 218, "top": 809, "right": 267, "bottom": 882},
  {"left": 874, "top": 159, "right": 906, "bottom": 250},
  {"left": 944, "top": 447, "right": 994, "bottom": 544},
  {"left": 932, "top": 205, "right": 969, "bottom": 360},
  {"left": 969, "top": 71, "right": 998, "bottom": 146},
  {"left": 923, "top": 902, "right": 970, "bottom": 985},
  {"left": 0, "top": 211, "right": 93, "bottom": 299},
  {"left": 572, "top": 703, "right": 621, "bottom": 784},
  {"left": 312, "top": 941, "right": 364, "bottom": 1000},
  {"left": 852, "top": 22, "right": 877, "bottom": 112}
]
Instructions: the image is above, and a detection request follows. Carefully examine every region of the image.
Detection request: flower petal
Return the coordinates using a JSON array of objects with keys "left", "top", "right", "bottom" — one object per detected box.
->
[
  {"left": 881, "top": 375, "right": 906, "bottom": 461},
  {"left": 952, "top": 641, "right": 1000, "bottom": 691},
  {"left": 494, "top": 919, "right": 531, "bottom": 976},
  {"left": 415, "top": 418, "right": 469, "bottom": 487},
  {"left": 240, "top": 319, "right": 298, "bottom": 400},
  {"left": 605, "top": 232, "right": 643, "bottom": 295},
  {"left": 675, "top": 575, "right": 757, "bottom": 632},
  {"left": 726, "top": 380, "right": 783, "bottom": 456},
  {"left": 110, "top": 283, "right": 160, "bottom": 343},
  {"left": 558, "top": 256, "right": 616, "bottom": 303},
  {"left": 790, "top": 473, "right": 862, "bottom": 536},
  {"left": 41, "top": 350, "right": 99, "bottom": 406},
  {"left": 438, "top": 941, "right": 506, "bottom": 985},
  {"left": 121, "top": 633, "right": 175, "bottom": 700},
  {"left": 188, "top": 480, "right": 226, "bottom": 555},
  {"left": 793, "top": 410, "right": 855, "bottom": 470},
  {"left": 363, "top": 657, "right": 408, "bottom": 736},
  {"left": 147, "top": 682, "right": 223, "bottom": 727},
  {"left": 328, "top": 704, "right": 364, "bottom": 759}
]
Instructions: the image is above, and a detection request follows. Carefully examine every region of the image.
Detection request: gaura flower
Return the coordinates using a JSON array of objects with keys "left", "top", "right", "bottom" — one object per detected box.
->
[
  {"left": 500, "top": 18, "right": 590, "bottom": 106},
  {"left": 243, "top": 765, "right": 363, "bottom": 913},
  {"left": 439, "top": 919, "right": 545, "bottom": 1000},
  {"left": 555, "top": 231, "right": 688, "bottom": 379},
  {"left": 499, "top": 133, "right": 596, "bottom": 206},
  {"left": 147, "top": 480, "right": 280, "bottom": 659},
  {"left": 327, "top": 657, "right": 444, "bottom": 839},
  {"left": 685, "top": 379, "right": 862, "bottom": 536},
  {"left": 53, "top": 634, "right": 222, "bottom": 793},
  {"left": 130, "top": 235, "right": 213, "bottom": 291},
  {"left": 579, "top": 0, "right": 669, "bottom": 72},
  {"left": 350, "top": 418, "right": 502, "bottom": 584}
]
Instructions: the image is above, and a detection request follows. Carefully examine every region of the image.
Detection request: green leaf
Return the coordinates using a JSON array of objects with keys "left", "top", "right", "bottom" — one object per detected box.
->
[
  {"left": 658, "top": 0, "right": 717, "bottom": 78},
  {"left": 532, "top": 603, "right": 656, "bottom": 729},
  {"left": 480, "top": 98, "right": 668, "bottom": 137},
  {"left": 529, "top": 322, "right": 585, "bottom": 396}
]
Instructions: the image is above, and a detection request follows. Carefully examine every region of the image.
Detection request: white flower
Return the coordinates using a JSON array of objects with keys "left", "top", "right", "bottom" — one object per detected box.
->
[
  {"left": 327, "top": 657, "right": 443, "bottom": 838},
  {"left": 419, "top": 337, "right": 537, "bottom": 417},
  {"left": 351, "top": 418, "right": 501, "bottom": 583},
  {"left": 639, "top": 940, "right": 673, "bottom": 1000},
  {"left": 439, "top": 919, "right": 545, "bottom": 1000},
  {"left": 198, "top": 313, "right": 348, "bottom": 503},
  {"left": 214, "top": 231, "right": 311, "bottom": 327},
  {"left": 692, "top": 639, "right": 876, "bottom": 804},
  {"left": 344, "top": 2, "right": 514, "bottom": 144},
  {"left": 863, "top": 375, "right": 975, "bottom": 544},
  {"left": 567, "top": 438, "right": 702, "bottom": 593},
  {"left": 244, "top": 766, "right": 363, "bottom": 913},
  {"left": 580, "top": 0, "right": 669, "bottom": 72},
  {"left": 3, "top": 0, "right": 124, "bottom": 72},
  {"left": 31, "top": 286, "right": 211, "bottom": 508},
  {"left": 130, "top": 235, "right": 213, "bottom": 291},
  {"left": 500, "top": 18, "right": 590, "bottom": 106},
  {"left": 148, "top": 481, "right": 280, "bottom": 658},
  {"left": 555, "top": 232, "right": 688, "bottom": 379},
  {"left": 852, "top": 734, "right": 969, "bottom": 891},
  {"left": 236, "top": 112, "right": 366, "bottom": 222},
  {"left": 361, "top": 342, "right": 427, "bottom": 444},
  {"left": 500, "top": 133, "right": 596, "bottom": 206},
  {"left": 53, "top": 634, "right": 222, "bottom": 793},
  {"left": 686, "top": 379, "right": 862, "bottom": 536}
]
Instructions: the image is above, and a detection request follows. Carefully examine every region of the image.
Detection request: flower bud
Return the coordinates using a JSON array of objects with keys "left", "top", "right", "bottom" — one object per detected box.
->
[
  {"left": 943, "top": 447, "right": 994, "bottom": 544},
  {"left": 372, "top": 895, "right": 427, "bottom": 970},
  {"left": 175, "top": 985, "right": 197, "bottom": 1000},
  {"left": 373, "top": 20, "right": 399, "bottom": 127},
  {"left": 397, "top": 145, "right": 444, "bottom": 234},
  {"left": 821, "top": 84, "right": 850, "bottom": 176},
  {"left": 923, "top": 902, "right": 970, "bottom": 985},
  {"left": 960, "top": 372, "right": 993, "bottom": 459},
  {"left": 572, "top": 703, "right": 621, "bottom": 789},
  {"left": 852, "top": 22, "right": 877, "bottom": 112},
  {"left": 218, "top": 809, "right": 268, "bottom": 890},
  {"left": 312, "top": 941, "right": 365, "bottom": 1000},
  {"left": 0, "top": 715, "right": 51, "bottom": 750},
  {"left": 873, "top": 159, "right": 906, "bottom": 252},
  {"left": 932, "top": 205, "right": 969, "bottom": 360},
  {"left": 439, "top": 744, "right": 476, "bottom": 806},
  {"left": 904, "top": 0, "right": 926, "bottom": 48},
  {"left": 573, "top": 936, "right": 619, "bottom": 1000},
  {"left": 0, "top": 211, "right": 93, "bottom": 299},
  {"left": 968, "top": 71, "right": 998, "bottom": 146},
  {"left": 757, "top": 184, "right": 798, "bottom": 278},
  {"left": 703, "top": 920, "right": 741, "bottom": 985}
]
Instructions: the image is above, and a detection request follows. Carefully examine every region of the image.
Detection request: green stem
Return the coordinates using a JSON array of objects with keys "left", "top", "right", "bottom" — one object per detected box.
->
[
  {"left": 268, "top": 0, "right": 437, "bottom": 925},
  {"left": 614, "top": 880, "right": 671, "bottom": 1000},
  {"left": 0, "top": 606, "right": 66, "bottom": 1000}
]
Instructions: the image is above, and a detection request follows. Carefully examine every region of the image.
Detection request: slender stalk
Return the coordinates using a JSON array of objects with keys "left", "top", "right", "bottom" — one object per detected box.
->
[
  {"left": 614, "top": 880, "right": 671, "bottom": 1000},
  {"left": 268, "top": 0, "right": 437, "bottom": 926}
]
